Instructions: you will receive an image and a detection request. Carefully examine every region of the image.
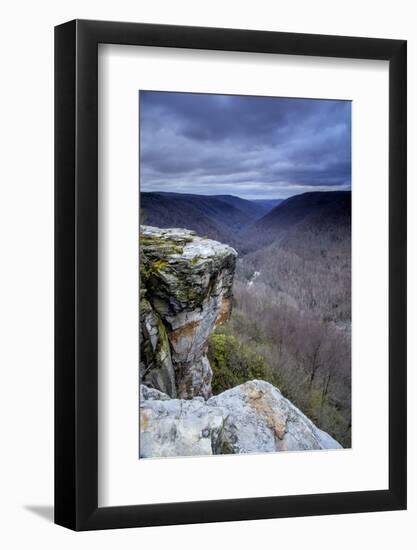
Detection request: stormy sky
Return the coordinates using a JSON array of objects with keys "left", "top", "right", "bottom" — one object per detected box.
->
[{"left": 139, "top": 91, "right": 351, "bottom": 200}]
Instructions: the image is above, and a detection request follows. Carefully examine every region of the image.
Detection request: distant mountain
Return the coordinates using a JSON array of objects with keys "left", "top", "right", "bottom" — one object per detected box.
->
[
  {"left": 140, "top": 190, "right": 351, "bottom": 254},
  {"left": 241, "top": 191, "right": 351, "bottom": 252},
  {"left": 254, "top": 191, "right": 350, "bottom": 231},
  {"left": 140, "top": 191, "right": 270, "bottom": 248},
  {"left": 251, "top": 199, "right": 283, "bottom": 210},
  {"left": 200, "top": 194, "right": 266, "bottom": 219}
]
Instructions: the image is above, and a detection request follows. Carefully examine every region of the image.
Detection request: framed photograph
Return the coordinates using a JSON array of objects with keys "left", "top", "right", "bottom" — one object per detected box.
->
[{"left": 55, "top": 20, "right": 406, "bottom": 530}]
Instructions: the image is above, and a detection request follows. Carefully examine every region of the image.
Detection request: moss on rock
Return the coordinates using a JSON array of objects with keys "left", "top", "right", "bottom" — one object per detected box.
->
[{"left": 139, "top": 225, "right": 237, "bottom": 399}]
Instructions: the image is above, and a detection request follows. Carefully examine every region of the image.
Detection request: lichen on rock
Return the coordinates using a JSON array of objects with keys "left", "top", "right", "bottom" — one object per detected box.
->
[{"left": 140, "top": 225, "right": 237, "bottom": 399}]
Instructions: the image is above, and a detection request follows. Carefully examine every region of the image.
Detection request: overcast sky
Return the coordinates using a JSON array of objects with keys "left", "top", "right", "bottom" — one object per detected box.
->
[{"left": 139, "top": 91, "right": 351, "bottom": 200}]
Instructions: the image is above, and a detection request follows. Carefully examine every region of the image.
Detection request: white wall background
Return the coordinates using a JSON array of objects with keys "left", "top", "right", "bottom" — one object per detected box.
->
[{"left": 0, "top": 1, "right": 415, "bottom": 548}]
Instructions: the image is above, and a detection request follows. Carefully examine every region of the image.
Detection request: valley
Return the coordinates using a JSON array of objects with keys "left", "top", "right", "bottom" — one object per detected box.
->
[{"left": 140, "top": 190, "right": 352, "bottom": 447}]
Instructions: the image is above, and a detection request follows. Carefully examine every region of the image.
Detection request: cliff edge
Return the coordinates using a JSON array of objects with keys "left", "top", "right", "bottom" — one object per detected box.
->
[
  {"left": 140, "top": 225, "right": 237, "bottom": 399},
  {"left": 140, "top": 225, "right": 342, "bottom": 457}
]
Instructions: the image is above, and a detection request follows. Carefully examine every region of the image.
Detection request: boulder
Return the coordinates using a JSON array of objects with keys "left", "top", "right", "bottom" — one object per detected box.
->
[
  {"left": 139, "top": 380, "right": 342, "bottom": 458},
  {"left": 140, "top": 225, "right": 237, "bottom": 399},
  {"left": 139, "top": 385, "right": 225, "bottom": 457},
  {"left": 208, "top": 379, "right": 342, "bottom": 453}
]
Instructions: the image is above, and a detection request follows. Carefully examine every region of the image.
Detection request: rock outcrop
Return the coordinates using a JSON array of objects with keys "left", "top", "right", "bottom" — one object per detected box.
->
[
  {"left": 140, "top": 225, "right": 237, "bottom": 399},
  {"left": 140, "top": 380, "right": 342, "bottom": 458},
  {"left": 139, "top": 226, "right": 343, "bottom": 457}
]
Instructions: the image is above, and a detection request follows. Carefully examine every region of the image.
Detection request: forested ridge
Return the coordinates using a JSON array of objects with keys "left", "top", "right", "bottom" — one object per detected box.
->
[{"left": 141, "top": 190, "right": 351, "bottom": 447}]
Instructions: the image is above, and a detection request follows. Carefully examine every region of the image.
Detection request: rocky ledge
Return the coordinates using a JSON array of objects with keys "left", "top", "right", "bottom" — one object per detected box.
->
[
  {"left": 140, "top": 226, "right": 342, "bottom": 456},
  {"left": 140, "top": 225, "right": 237, "bottom": 399},
  {"left": 140, "top": 380, "right": 342, "bottom": 457}
]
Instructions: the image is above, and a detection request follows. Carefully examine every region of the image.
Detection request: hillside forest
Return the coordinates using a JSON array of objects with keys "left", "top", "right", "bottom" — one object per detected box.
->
[{"left": 140, "top": 190, "right": 351, "bottom": 447}]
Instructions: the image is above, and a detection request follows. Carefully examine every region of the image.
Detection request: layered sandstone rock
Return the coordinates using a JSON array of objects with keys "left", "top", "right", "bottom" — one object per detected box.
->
[{"left": 140, "top": 225, "right": 237, "bottom": 399}]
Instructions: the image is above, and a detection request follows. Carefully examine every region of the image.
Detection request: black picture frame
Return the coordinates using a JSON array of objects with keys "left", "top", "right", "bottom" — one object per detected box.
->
[{"left": 55, "top": 19, "right": 407, "bottom": 531}]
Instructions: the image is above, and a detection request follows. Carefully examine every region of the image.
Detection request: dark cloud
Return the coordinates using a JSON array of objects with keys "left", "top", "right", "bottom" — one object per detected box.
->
[{"left": 139, "top": 91, "right": 351, "bottom": 199}]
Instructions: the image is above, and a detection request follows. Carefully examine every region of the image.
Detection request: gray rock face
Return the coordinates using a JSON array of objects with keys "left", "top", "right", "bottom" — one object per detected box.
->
[
  {"left": 208, "top": 380, "right": 342, "bottom": 453},
  {"left": 140, "top": 380, "right": 342, "bottom": 458},
  {"left": 140, "top": 295, "right": 176, "bottom": 397},
  {"left": 140, "top": 225, "right": 237, "bottom": 399},
  {"left": 139, "top": 386, "right": 225, "bottom": 457}
]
